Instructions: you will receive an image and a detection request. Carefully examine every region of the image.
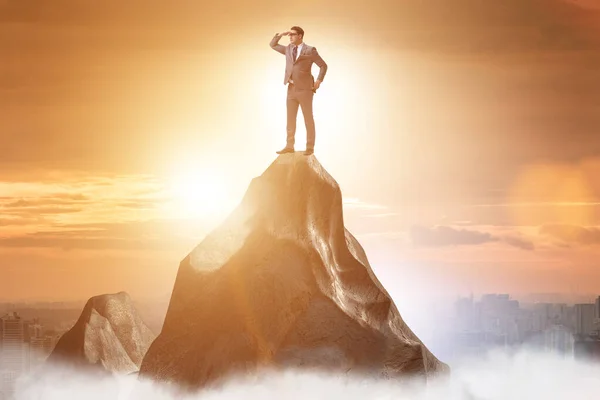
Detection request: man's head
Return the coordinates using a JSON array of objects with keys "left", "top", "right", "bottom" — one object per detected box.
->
[{"left": 289, "top": 26, "right": 304, "bottom": 45}]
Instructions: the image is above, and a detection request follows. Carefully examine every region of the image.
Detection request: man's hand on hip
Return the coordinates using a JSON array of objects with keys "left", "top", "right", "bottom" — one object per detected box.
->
[{"left": 313, "top": 80, "right": 322, "bottom": 90}]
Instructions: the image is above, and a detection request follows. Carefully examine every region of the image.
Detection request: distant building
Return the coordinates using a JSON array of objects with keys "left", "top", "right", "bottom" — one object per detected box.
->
[
  {"left": 532, "top": 303, "right": 550, "bottom": 332},
  {"left": 574, "top": 333, "right": 600, "bottom": 361},
  {"left": 26, "top": 319, "right": 44, "bottom": 341},
  {"left": 447, "top": 293, "right": 600, "bottom": 362},
  {"left": 543, "top": 324, "right": 574, "bottom": 356},
  {"left": 574, "top": 304, "right": 596, "bottom": 335},
  {"left": 515, "top": 308, "right": 534, "bottom": 343},
  {"left": 478, "top": 294, "right": 519, "bottom": 343},
  {"left": 455, "top": 295, "right": 478, "bottom": 331},
  {"left": 0, "top": 313, "right": 25, "bottom": 372},
  {"left": 0, "top": 312, "right": 26, "bottom": 397}
]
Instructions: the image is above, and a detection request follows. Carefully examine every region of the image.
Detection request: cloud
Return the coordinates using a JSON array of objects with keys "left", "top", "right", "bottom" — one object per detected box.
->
[
  {"left": 0, "top": 218, "right": 213, "bottom": 251},
  {"left": 539, "top": 224, "right": 600, "bottom": 246},
  {"left": 0, "top": 173, "right": 232, "bottom": 251},
  {"left": 12, "top": 349, "right": 600, "bottom": 400},
  {"left": 0, "top": 175, "right": 169, "bottom": 233},
  {"left": 410, "top": 225, "right": 497, "bottom": 247},
  {"left": 0, "top": 192, "right": 92, "bottom": 217},
  {"left": 3, "top": 197, "right": 90, "bottom": 208},
  {"left": 9, "top": 206, "right": 84, "bottom": 216},
  {"left": 0, "top": 216, "right": 45, "bottom": 226},
  {"left": 502, "top": 235, "right": 536, "bottom": 251},
  {"left": 0, "top": 235, "right": 157, "bottom": 251},
  {"left": 1, "top": 199, "right": 86, "bottom": 217},
  {"left": 409, "top": 225, "right": 535, "bottom": 250}
]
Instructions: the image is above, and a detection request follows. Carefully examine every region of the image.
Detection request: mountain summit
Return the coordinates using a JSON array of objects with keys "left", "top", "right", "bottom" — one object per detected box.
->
[
  {"left": 48, "top": 291, "right": 156, "bottom": 374},
  {"left": 139, "top": 153, "right": 449, "bottom": 388}
]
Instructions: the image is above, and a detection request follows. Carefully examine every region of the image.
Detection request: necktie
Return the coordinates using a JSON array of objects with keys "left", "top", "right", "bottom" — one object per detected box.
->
[{"left": 292, "top": 45, "right": 297, "bottom": 62}]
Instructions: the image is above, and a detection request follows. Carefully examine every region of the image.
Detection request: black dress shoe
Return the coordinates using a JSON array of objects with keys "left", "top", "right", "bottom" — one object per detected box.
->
[
  {"left": 276, "top": 147, "right": 294, "bottom": 154},
  {"left": 303, "top": 149, "right": 314, "bottom": 156}
]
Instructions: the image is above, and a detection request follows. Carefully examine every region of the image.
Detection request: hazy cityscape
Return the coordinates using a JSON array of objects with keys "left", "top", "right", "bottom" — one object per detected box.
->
[
  {"left": 433, "top": 293, "right": 600, "bottom": 363},
  {"left": 1, "top": 292, "right": 599, "bottom": 397}
]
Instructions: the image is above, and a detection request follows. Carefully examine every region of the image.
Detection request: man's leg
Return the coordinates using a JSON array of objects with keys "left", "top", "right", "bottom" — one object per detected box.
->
[
  {"left": 286, "top": 86, "right": 300, "bottom": 149},
  {"left": 298, "top": 90, "right": 316, "bottom": 151}
]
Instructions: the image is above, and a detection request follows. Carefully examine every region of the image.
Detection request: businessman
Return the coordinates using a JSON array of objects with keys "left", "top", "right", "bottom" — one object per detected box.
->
[{"left": 270, "top": 26, "right": 327, "bottom": 156}]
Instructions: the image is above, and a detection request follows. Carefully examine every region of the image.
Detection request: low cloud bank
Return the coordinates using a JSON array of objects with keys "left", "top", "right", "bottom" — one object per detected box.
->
[{"left": 13, "top": 349, "right": 600, "bottom": 400}]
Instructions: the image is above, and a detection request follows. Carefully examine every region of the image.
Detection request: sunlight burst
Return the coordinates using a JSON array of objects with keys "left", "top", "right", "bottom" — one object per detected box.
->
[{"left": 165, "top": 168, "right": 230, "bottom": 219}]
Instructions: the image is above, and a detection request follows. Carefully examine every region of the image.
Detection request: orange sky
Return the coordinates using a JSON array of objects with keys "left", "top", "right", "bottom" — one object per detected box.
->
[{"left": 1, "top": 0, "right": 600, "bottom": 302}]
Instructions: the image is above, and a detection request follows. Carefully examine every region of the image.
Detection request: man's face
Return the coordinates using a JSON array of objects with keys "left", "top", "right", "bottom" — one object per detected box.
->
[{"left": 289, "top": 30, "right": 302, "bottom": 45}]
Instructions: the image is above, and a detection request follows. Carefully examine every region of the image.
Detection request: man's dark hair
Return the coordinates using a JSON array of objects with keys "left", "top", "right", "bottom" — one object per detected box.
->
[{"left": 290, "top": 26, "right": 304, "bottom": 39}]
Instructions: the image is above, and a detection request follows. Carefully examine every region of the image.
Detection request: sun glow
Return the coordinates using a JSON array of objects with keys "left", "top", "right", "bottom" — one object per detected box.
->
[{"left": 163, "top": 167, "right": 231, "bottom": 219}]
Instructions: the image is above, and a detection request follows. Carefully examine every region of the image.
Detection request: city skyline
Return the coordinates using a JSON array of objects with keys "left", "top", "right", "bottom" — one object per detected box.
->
[
  {"left": 2, "top": 288, "right": 600, "bottom": 397},
  {"left": 2, "top": 1, "right": 600, "bottom": 302}
]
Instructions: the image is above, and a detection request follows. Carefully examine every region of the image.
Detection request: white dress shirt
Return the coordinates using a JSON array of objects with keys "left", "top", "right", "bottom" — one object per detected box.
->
[{"left": 293, "top": 43, "right": 304, "bottom": 61}]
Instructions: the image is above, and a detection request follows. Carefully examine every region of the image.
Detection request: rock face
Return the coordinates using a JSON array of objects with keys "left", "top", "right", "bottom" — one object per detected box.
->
[
  {"left": 139, "top": 153, "right": 449, "bottom": 388},
  {"left": 48, "top": 291, "right": 156, "bottom": 374}
]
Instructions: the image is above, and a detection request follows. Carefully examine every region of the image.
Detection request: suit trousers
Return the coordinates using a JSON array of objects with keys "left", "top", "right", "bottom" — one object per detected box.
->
[{"left": 286, "top": 83, "right": 315, "bottom": 150}]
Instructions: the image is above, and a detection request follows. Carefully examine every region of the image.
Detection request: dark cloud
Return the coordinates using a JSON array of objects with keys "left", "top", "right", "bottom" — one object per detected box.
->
[
  {"left": 409, "top": 225, "right": 535, "bottom": 250},
  {"left": 502, "top": 235, "right": 536, "bottom": 251},
  {"left": 539, "top": 224, "right": 600, "bottom": 245},
  {"left": 410, "top": 225, "right": 498, "bottom": 247}
]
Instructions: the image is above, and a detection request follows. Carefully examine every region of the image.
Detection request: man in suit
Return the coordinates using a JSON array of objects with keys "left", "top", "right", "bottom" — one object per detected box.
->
[{"left": 270, "top": 26, "right": 328, "bottom": 156}]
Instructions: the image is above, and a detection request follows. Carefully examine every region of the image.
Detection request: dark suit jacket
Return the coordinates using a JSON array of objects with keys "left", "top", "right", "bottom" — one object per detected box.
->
[{"left": 269, "top": 34, "right": 328, "bottom": 91}]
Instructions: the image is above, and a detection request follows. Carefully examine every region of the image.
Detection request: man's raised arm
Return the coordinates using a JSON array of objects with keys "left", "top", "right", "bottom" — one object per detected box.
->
[{"left": 270, "top": 32, "right": 287, "bottom": 55}]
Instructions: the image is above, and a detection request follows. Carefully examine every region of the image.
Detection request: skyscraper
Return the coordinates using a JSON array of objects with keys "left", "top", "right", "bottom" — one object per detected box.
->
[
  {"left": 1, "top": 312, "right": 25, "bottom": 372},
  {"left": 0, "top": 312, "right": 26, "bottom": 397},
  {"left": 574, "top": 304, "right": 595, "bottom": 335}
]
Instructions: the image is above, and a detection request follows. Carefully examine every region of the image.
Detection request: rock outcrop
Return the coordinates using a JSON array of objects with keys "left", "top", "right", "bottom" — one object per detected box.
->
[
  {"left": 139, "top": 153, "right": 449, "bottom": 389},
  {"left": 48, "top": 291, "right": 156, "bottom": 374}
]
